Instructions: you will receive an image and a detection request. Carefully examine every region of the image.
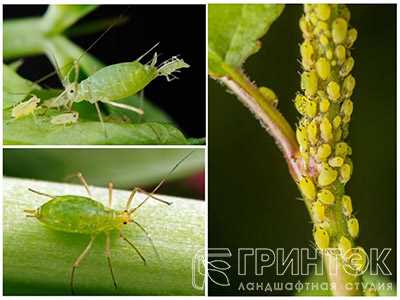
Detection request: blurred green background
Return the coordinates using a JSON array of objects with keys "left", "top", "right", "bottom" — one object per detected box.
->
[
  {"left": 208, "top": 4, "right": 396, "bottom": 296},
  {"left": 4, "top": 148, "right": 205, "bottom": 200}
]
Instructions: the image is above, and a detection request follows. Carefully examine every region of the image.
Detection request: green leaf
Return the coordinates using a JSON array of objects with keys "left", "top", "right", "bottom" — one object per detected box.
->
[
  {"left": 3, "top": 64, "right": 41, "bottom": 109},
  {"left": 41, "top": 5, "right": 98, "bottom": 35},
  {"left": 3, "top": 18, "right": 45, "bottom": 60},
  {"left": 4, "top": 111, "right": 188, "bottom": 145},
  {"left": 4, "top": 177, "right": 204, "bottom": 295},
  {"left": 208, "top": 4, "right": 284, "bottom": 77}
]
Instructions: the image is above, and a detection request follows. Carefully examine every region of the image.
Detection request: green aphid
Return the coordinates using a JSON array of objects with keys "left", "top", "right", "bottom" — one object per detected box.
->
[{"left": 24, "top": 153, "right": 192, "bottom": 294}]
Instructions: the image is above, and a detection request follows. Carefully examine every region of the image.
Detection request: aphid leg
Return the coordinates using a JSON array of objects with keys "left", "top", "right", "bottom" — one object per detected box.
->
[
  {"left": 126, "top": 187, "right": 171, "bottom": 212},
  {"left": 108, "top": 182, "right": 113, "bottom": 208},
  {"left": 70, "top": 235, "right": 96, "bottom": 295},
  {"left": 94, "top": 102, "right": 108, "bottom": 138},
  {"left": 102, "top": 100, "right": 144, "bottom": 115},
  {"left": 28, "top": 188, "right": 54, "bottom": 198},
  {"left": 133, "top": 220, "right": 161, "bottom": 262},
  {"left": 105, "top": 232, "right": 118, "bottom": 289},
  {"left": 120, "top": 233, "right": 146, "bottom": 265}
]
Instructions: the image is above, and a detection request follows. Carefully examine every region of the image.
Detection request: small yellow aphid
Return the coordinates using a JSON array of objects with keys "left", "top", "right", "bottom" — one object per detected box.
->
[
  {"left": 347, "top": 145, "right": 353, "bottom": 155},
  {"left": 319, "top": 97, "right": 330, "bottom": 113},
  {"left": 296, "top": 125, "right": 309, "bottom": 151},
  {"left": 343, "top": 75, "right": 356, "bottom": 98},
  {"left": 318, "top": 163, "right": 338, "bottom": 186},
  {"left": 320, "top": 117, "right": 333, "bottom": 142},
  {"left": 300, "top": 40, "right": 315, "bottom": 69},
  {"left": 335, "top": 45, "right": 347, "bottom": 62},
  {"left": 340, "top": 163, "right": 352, "bottom": 183},
  {"left": 315, "top": 4, "right": 331, "bottom": 21},
  {"left": 301, "top": 71, "right": 318, "bottom": 97},
  {"left": 335, "top": 142, "right": 349, "bottom": 157},
  {"left": 314, "top": 21, "right": 329, "bottom": 35},
  {"left": 340, "top": 57, "right": 355, "bottom": 77},
  {"left": 317, "top": 189, "right": 335, "bottom": 205},
  {"left": 319, "top": 34, "right": 329, "bottom": 47},
  {"left": 11, "top": 96, "right": 40, "bottom": 119},
  {"left": 313, "top": 227, "right": 330, "bottom": 249},
  {"left": 298, "top": 177, "right": 316, "bottom": 201},
  {"left": 332, "top": 116, "right": 342, "bottom": 129},
  {"left": 332, "top": 17, "right": 348, "bottom": 44},
  {"left": 307, "top": 120, "right": 318, "bottom": 145},
  {"left": 338, "top": 5, "right": 351, "bottom": 22},
  {"left": 325, "top": 49, "right": 333, "bottom": 60},
  {"left": 346, "top": 28, "right": 358, "bottom": 48},
  {"left": 342, "top": 195, "right": 353, "bottom": 217},
  {"left": 338, "top": 236, "right": 352, "bottom": 260},
  {"left": 295, "top": 95, "right": 317, "bottom": 118},
  {"left": 259, "top": 86, "right": 278, "bottom": 107},
  {"left": 316, "top": 57, "right": 331, "bottom": 80},
  {"left": 299, "top": 16, "right": 313, "bottom": 38},
  {"left": 334, "top": 128, "right": 343, "bottom": 142},
  {"left": 347, "top": 217, "right": 359, "bottom": 238},
  {"left": 329, "top": 156, "right": 344, "bottom": 168},
  {"left": 304, "top": 4, "right": 313, "bottom": 14},
  {"left": 326, "top": 81, "right": 341, "bottom": 102},
  {"left": 317, "top": 143, "right": 332, "bottom": 161},
  {"left": 312, "top": 201, "right": 326, "bottom": 223},
  {"left": 309, "top": 13, "right": 319, "bottom": 26},
  {"left": 341, "top": 99, "right": 354, "bottom": 117}
]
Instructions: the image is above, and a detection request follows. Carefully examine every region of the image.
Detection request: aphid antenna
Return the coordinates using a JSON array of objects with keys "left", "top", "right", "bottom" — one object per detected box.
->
[
  {"left": 28, "top": 188, "right": 55, "bottom": 198},
  {"left": 136, "top": 42, "right": 160, "bottom": 62},
  {"left": 129, "top": 150, "right": 196, "bottom": 214}
]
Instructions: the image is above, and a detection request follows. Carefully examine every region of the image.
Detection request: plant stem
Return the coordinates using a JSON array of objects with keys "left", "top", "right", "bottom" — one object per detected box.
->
[
  {"left": 218, "top": 66, "right": 302, "bottom": 181},
  {"left": 4, "top": 177, "right": 204, "bottom": 295}
]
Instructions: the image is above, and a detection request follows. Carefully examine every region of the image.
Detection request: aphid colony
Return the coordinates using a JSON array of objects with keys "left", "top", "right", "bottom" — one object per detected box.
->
[{"left": 296, "top": 4, "right": 365, "bottom": 273}]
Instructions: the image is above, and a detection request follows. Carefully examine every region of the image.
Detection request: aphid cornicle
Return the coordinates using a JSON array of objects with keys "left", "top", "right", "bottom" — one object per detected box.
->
[{"left": 24, "top": 152, "right": 192, "bottom": 294}]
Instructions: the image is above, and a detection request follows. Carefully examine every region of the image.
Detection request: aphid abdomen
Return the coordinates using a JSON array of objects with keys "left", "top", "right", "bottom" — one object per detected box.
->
[
  {"left": 37, "top": 196, "right": 116, "bottom": 234},
  {"left": 78, "top": 62, "right": 158, "bottom": 103}
]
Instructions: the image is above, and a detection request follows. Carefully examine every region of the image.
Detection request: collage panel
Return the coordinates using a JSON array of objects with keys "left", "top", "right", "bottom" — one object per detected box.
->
[
  {"left": 3, "top": 148, "right": 205, "bottom": 295},
  {"left": 208, "top": 3, "right": 396, "bottom": 297},
  {"left": 4, "top": 4, "right": 205, "bottom": 145}
]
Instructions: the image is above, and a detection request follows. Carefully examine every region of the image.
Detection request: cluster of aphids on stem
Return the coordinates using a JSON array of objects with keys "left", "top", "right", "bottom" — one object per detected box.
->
[{"left": 295, "top": 4, "right": 366, "bottom": 274}]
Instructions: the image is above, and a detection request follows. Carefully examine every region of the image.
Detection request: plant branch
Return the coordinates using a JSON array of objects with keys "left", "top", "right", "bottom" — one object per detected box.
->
[{"left": 218, "top": 66, "right": 302, "bottom": 181}]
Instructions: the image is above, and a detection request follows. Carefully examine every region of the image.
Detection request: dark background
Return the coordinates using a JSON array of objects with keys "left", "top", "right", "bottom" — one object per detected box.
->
[
  {"left": 208, "top": 4, "right": 396, "bottom": 296},
  {"left": 3, "top": 4, "right": 206, "bottom": 138}
]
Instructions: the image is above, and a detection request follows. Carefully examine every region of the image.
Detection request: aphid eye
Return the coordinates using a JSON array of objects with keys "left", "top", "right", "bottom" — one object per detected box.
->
[{"left": 123, "top": 221, "right": 127, "bottom": 225}]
